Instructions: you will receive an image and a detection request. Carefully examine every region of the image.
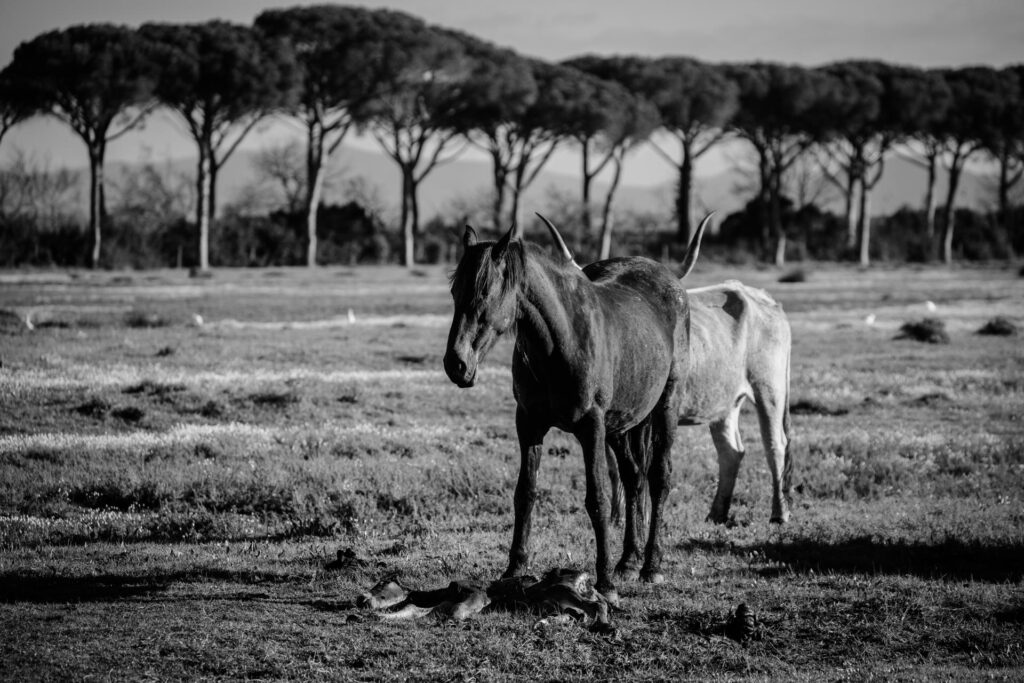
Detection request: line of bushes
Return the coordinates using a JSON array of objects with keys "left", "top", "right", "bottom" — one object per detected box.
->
[{"left": 2, "top": 199, "right": 1020, "bottom": 268}]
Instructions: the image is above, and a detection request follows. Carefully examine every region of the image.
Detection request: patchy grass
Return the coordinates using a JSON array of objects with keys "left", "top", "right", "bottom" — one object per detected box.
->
[{"left": 0, "top": 264, "right": 1022, "bottom": 680}]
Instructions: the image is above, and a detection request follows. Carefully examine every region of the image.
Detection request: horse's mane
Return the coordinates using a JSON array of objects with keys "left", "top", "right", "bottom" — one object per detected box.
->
[{"left": 449, "top": 239, "right": 551, "bottom": 305}]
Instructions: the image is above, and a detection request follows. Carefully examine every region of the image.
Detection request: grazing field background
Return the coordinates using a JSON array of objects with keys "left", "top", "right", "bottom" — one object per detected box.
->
[{"left": 0, "top": 261, "right": 1022, "bottom": 681}]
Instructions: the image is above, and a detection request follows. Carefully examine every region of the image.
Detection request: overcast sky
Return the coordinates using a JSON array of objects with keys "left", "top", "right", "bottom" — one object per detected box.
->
[
  {"left": 2, "top": 0, "right": 1022, "bottom": 66},
  {"left": 1, "top": 0, "right": 1021, "bottom": 182}
]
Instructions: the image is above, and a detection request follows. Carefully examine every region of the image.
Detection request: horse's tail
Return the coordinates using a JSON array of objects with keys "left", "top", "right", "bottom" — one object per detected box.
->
[{"left": 678, "top": 212, "right": 714, "bottom": 280}]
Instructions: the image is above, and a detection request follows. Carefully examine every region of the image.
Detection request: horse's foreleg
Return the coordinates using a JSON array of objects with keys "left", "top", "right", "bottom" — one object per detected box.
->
[
  {"left": 575, "top": 410, "right": 618, "bottom": 604},
  {"left": 504, "top": 406, "right": 547, "bottom": 579}
]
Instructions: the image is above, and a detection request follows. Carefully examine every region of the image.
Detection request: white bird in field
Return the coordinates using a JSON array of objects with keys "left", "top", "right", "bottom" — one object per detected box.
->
[
  {"left": 347, "top": 308, "right": 356, "bottom": 323},
  {"left": 864, "top": 314, "right": 876, "bottom": 326},
  {"left": 925, "top": 301, "right": 937, "bottom": 312},
  {"left": 192, "top": 313, "right": 204, "bottom": 326}
]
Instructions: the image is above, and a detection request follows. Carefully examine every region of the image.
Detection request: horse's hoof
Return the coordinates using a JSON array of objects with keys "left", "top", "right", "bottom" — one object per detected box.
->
[
  {"left": 706, "top": 513, "right": 728, "bottom": 525},
  {"left": 599, "top": 588, "right": 621, "bottom": 608},
  {"left": 769, "top": 512, "right": 790, "bottom": 525},
  {"left": 640, "top": 571, "right": 665, "bottom": 585},
  {"left": 613, "top": 566, "right": 640, "bottom": 582}
]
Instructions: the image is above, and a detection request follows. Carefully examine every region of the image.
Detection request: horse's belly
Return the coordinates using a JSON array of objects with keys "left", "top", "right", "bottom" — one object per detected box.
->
[
  {"left": 605, "top": 358, "right": 674, "bottom": 433},
  {"left": 677, "top": 351, "right": 748, "bottom": 425}
]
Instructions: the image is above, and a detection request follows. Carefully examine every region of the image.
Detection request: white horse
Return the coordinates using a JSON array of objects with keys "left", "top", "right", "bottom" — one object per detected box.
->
[
  {"left": 607, "top": 229, "right": 793, "bottom": 529},
  {"left": 677, "top": 279, "right": 793, "bottom": 524}
]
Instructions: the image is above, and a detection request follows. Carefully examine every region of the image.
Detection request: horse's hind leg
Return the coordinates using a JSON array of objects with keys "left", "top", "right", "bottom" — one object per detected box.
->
[
  {"left": 640, "top": 381, "right": 679, "bottom": 584},
  {"left": 707, "top": 404, "right": 745, "bottom": 524},
  {"left": 574, "top": 409, "right": 618, "bottom": 604},
  {"left": 753, "top": 374, "right": 790, "bottom": 524},
  {"left": 609, "top": 433, "right": 646, "bottom": 582}
]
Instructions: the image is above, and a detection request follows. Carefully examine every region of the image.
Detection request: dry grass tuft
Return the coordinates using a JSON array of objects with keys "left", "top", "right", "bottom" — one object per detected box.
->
[
  {"left": 896, "top": 317, "right": 950, "bottom": 344},
  {"left": 977, "top": 316, "right": 1018, "bottom": 336},
  {"left": 73, "top": 397, "right": 111, "bottom": 418},
  {"left": 124, "top": 309, "right": 168, "bottom": 328},
  {"left": 248, "top": 390, "right": 300, "bottom": 407},
  {"left": 111, "top": 406, "right": 146, "bottom": 423},
  {"left": 790, "top": 398, "right": 849, "bottom": 416},
  {"left": 777, "top": 269, "right": 808, "bottom": 283}
]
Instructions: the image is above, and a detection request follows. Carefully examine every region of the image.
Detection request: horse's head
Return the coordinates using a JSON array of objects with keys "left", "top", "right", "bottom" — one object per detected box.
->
[{"left": 444, "top": 223, "right": 525, "bottom": 388}]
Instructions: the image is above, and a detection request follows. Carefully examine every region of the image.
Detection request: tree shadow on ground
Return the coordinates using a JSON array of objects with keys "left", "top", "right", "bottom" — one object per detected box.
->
[
  {"left": 0, "top": 568, "right": 303, "bottom": 604},
  {"left": 681, "top": 535, "right": 1024, "bottom": 582}
]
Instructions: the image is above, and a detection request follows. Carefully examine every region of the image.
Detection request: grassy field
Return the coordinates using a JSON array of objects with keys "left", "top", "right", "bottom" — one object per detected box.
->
[{"left": 1, "top": 261, "right": 1022, "bottom": 681}]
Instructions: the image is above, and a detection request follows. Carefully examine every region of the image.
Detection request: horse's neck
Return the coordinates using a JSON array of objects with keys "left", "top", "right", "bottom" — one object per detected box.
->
[{"left": 516, "top": 259, "right": 590, "bottom": 361}]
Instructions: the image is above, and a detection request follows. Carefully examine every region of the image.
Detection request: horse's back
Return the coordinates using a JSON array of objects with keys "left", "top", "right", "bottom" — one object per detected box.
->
[
  {"left": 583, "top": 256, "right": 685, "bottom": 328},
  {"left": 678, "top": 280, "right": 790, "bottom": 424}
]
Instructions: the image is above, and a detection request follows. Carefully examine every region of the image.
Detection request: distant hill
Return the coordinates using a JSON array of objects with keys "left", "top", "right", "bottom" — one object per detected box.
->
[{"left": 96, "top": 143, "right": 993, "bottom": 225}]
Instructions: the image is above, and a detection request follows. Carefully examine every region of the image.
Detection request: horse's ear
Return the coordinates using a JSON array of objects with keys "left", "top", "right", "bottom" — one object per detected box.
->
[
  {"left": 463, "top": 225, "right": 478, "bottom": 248},
  {"left": 491, "top": 222, "right": 518, "bottom": 261}
]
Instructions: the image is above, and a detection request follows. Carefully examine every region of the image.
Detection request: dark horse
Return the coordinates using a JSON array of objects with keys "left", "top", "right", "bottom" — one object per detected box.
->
[{"left": 443, "top": 215, "right": 702, "bottom": 602}]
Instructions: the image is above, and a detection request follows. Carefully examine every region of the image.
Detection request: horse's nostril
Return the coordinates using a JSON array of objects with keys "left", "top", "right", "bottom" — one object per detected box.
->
[{"left": 443, "top": 351, "right": 469, "bottom": 381}]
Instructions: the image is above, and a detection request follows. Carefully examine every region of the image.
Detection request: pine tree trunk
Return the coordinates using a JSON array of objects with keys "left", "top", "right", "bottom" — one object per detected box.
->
[
  {"left": 305, "top": 122, "right": 325, "bottom": 267},
  {"left": 924, "top": 154, "right": 937, "bottom": 243},
  {"left": 411, "top": 181, "right": 420, "bottom": 237},
  {"left": 599, "top": 156, "right": 624, "bottom": 260},
  {"left": 675, "top": 146, "right": 693, "bottom": 244},
  {"left": 88, "top": 147, "right": 104, "bottom": 269},
  {"left": 510, "top": 162, "right": 528, "bottom": 234},
  {"left": 941, "top": 162, "right": 962, "bottom": 265},
  {"left": 997, "top": 146, "right": 1009, "bottom": 220},
  {"left": 770, "top": 168, "right": 785, "bottom": 267},
  {"left": 208, "top": 163, "right": 218, "bottom": 231},
  {"left": 758, "top": 152, "right": 771, "bottom": 255},
  {"left": 580, "top": 144, "right": 592, "bottom": 252},
  {"left": 997, "top": 148, "right": 1018, "bottom": 259},
  {"left": 491, "top": 150, "right": 507, "bottom": 230},
  {"left": 845, "top": 173, "right": 858, "bottom": 250},
  {"left": 401, "top": 171, "right": 415, "bottom": 267},
  {"left": 196, "top": 147, "right": 212, "bottom": 272},
  {"left": 858, "top": 179, "right": 871, "bottom": 267}
]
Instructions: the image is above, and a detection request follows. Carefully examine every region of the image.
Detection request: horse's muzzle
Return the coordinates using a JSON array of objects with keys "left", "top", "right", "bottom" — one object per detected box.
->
[{"left": 443, "top": 350, "right": 476, "bottom": 388}]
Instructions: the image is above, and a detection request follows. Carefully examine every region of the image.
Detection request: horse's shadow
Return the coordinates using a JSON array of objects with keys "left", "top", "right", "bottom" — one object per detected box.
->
[
  {"left": 0, "top": 567, "right": 338, "bottom": 606},
  {"left": 681, "top": 534, "right": 1024, "bottom": 582}
]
